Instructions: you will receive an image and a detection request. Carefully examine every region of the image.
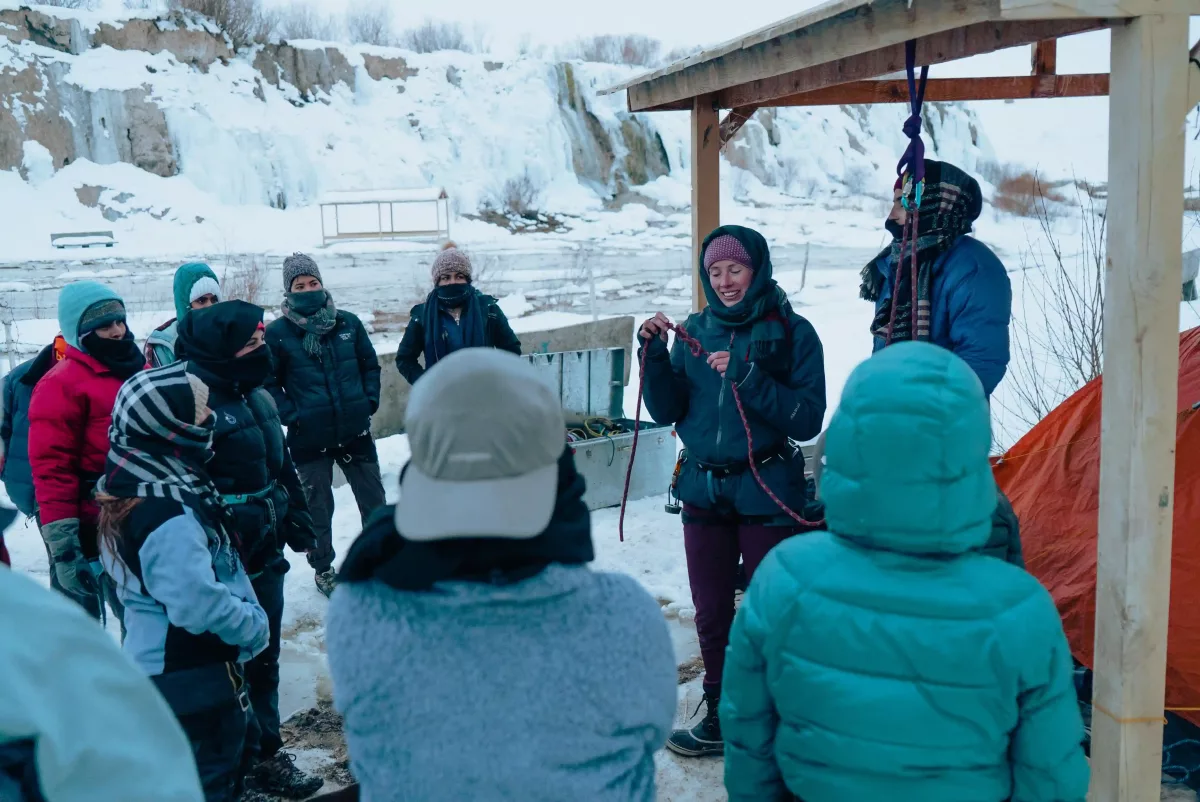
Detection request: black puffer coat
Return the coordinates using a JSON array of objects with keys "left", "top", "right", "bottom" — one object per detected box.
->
[
  {"left": 189, "top": 362, "right": 317, "bottom": 574},
  {"left": 394, "top": 292, "right": 521, "bottom": 385},
  {"left": 265, "top": 310, "right": 381, "bottom": 462}
]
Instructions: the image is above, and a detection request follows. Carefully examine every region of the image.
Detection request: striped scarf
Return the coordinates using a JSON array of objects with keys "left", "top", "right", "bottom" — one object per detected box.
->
[
  {"left": 97, "top": 362, "right": 225, "bottom": 519},
  {"left": 860, "top": 161, "right": 983, "bottom": 345}
]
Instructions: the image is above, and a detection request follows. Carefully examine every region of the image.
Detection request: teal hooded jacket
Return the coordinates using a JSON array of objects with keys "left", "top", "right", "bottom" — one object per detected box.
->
[{"left": 720, "top": 342, "right": 1088, "bottom": 802}]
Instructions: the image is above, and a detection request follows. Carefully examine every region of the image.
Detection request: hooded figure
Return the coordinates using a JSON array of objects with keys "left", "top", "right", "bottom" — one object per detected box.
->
[
  {"left": 96, "top": 362, "right": 268, "bottom": 802},
  {"left": 265, "top": 252, "right": 385, "bottom": 598},
  {"left": 0, "top": 554, "right": 206, "bottom": 802},
  {"left": 327, "top": 349, "right": 676, "bottom": 802},
  {"left": 861, "top": 159, "right": 1011, "bottom": 396},
  {"left": 394, "top": 241, "right": 522, "bottom": 386},
  {"left": 637, "top": 224, "right": 826, "bottom": 758},
  {"left": 720, "top": 342, "right": 1089, "bottom": 802},
  {"left": 145, "top": 263, "right": 222, "bottom": 368},
  {"left": 174, "top": 300, "right": 324, "bottom": 800},
  {"left": 2, "top": 335, "right": 66, "bottom": 518},
  {"left": 28, "top": 281, "right": 144, "bottom": 624}
]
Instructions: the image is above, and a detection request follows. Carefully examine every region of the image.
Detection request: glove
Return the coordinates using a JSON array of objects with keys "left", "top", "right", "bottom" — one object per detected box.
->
[{"left": 40, "top": 518, "right": 98, "bottom": 599}]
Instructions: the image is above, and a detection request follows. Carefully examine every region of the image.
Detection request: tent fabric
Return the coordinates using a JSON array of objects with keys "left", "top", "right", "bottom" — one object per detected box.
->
[{"left": 993, "top": 327, "right": 1200, "bottom": 728}]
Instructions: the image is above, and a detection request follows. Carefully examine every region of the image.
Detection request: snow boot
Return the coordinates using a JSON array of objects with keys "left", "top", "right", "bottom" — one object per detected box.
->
[
  {"left": 665, "top": 691, "right": 723, "bottom": 757},
  {"left": 314, "top": 569, "right": 337, "bottom": 598},
  {"left": 246, "top": 752, "right": 325, "bottom": 799}
]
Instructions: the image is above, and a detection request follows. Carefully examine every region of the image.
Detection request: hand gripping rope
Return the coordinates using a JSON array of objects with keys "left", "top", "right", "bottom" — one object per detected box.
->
[{"left": 618, "top": 321, "right": 824, "bottom": 542}]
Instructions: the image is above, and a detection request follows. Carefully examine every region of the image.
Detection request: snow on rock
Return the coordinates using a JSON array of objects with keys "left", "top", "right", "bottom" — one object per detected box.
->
[
  {"left": 21, "top": 140, "right": 55, "bottom": 186},
  {"left": 496, "top": 291, "right": 532, "bottom": 319}
]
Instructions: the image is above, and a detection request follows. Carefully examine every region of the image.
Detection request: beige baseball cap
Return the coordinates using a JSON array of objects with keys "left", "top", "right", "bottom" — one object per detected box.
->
[{"left": 394, "top": 348, "right": 566, "bottom": 541}]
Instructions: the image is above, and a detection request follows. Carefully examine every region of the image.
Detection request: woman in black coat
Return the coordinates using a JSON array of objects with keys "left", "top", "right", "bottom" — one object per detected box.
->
[
  {"left": 176, "top": 300, "right": 324, "bottom": 800},
  {"left": 395, "top": 242, "right": 521, "bottom": 386}
]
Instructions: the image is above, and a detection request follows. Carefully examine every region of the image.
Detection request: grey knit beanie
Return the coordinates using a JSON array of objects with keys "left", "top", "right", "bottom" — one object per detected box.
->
[
  {"left": 283, "top": 252, "right": 322, "bottom": 290},
  {"left": 431, "top": 241, "right": 472, "bottom": 285}
]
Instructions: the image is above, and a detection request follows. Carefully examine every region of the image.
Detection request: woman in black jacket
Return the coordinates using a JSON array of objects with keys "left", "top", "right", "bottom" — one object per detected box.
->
[
  {"left": 176, "top": 300, "right": 323, "bottom": 800},
  {"left": 395, "top": 242, "right": 522, "bottom": 385},
  {"left": 264, "top": 254, "right": 385, "bottom": 598}
]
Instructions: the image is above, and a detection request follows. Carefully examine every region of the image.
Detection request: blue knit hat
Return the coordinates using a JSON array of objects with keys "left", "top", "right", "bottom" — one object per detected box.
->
[{"left": 57, "top": 281, "right": 126, "bottom": 349}]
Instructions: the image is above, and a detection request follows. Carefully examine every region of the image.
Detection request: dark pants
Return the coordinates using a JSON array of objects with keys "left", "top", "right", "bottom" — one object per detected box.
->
[
  {"left": 682, "top": 504, "right": 799, "bottom": 695},
  {"left": 246, "top": 567, "right": 285, "bottom": 761},
  {"left": 154, "top": 664, "right": 250, "bottom": 802},
  {"left": 297, "top": 452, "right": 386, "bottom": 573}
]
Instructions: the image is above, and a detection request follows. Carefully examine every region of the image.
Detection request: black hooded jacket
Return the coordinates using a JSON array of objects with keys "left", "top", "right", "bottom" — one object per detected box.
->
[{"left": 177, "top": 302, "right": 317, "bottom": 573}]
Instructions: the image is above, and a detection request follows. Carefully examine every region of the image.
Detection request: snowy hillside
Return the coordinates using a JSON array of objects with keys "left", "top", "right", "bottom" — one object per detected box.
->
[{"left": 0, "top": 2, "right": 1003, "bottom": 261}]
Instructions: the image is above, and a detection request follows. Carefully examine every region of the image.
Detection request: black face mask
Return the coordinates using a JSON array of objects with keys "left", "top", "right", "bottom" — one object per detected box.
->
[
  {"left": 83, "top": 332, "right": 145, "bottom": 380},
  {"left": 435, "top": 283, "right": 472, "bottom": 308},
  {"left": 885, "top": 219, "right": 905, "bottom": 241},
  {"left": 226, "top": 345, "right": 272, "bottom": 390}
]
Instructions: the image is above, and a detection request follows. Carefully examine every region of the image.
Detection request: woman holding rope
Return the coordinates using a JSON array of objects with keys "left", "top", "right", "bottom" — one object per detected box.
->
[{"left": 638, "top": 224, "right": 826, "bottom": 758}]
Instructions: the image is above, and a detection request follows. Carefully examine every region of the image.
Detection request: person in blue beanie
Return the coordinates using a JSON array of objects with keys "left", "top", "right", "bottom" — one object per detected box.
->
[
  {"left": 146, "top": 263, "right": 221, "bottom": 368},
  {"left": 720, "top": 342, "right": 1088, "bottom": 802},
  {"left": 861, "top": 160, "right": 1012, "bottom": 397}
]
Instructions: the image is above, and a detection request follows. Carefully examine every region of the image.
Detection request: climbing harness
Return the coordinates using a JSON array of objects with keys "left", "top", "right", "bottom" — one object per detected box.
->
[
  {"left": 886, "top": 39, "right": 929, "bottom": 348},
  {"left": 619, "top": 323, "right": 824, "bottom": 541}
]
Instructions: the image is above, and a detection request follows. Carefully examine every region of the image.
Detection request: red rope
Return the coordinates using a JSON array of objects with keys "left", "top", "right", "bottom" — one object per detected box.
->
[{"left": 619, "top": 321, "right": 824, "bottom": 542}]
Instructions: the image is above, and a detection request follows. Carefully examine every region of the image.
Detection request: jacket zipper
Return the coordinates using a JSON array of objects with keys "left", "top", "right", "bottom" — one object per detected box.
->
[{"left": 715, "top": 330, "right": 733, "bottom": 450}]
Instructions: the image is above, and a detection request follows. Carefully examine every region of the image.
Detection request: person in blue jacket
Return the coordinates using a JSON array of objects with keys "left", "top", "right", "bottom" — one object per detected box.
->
[
  {"left": 860, "top": 159, "right": 1012, "bottom": 396},
  {"left": 639, "top": 225, "right": 826, "bottom": 758},
  {"left": 720, "top": 342, "right": 1089, "bottom": 802}
]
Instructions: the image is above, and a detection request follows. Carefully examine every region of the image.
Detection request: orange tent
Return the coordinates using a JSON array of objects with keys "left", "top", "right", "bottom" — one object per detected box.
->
[{"left": 994, "top": 327, "right": 1200, "bottom": 728}]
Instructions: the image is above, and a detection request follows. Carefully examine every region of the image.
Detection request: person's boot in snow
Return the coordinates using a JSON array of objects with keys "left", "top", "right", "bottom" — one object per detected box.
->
[
  {"left": 314, "top": 569, "right": 337, "bottom": 598},
  {"left": 247, "top": 752, "right": 325, "bottom": 799},
  {"left": 665, "top": 691, "right": 723, "bottom": 757}
]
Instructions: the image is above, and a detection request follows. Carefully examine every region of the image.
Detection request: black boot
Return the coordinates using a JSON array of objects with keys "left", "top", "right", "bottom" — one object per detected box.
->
[
  {"left": 246, "top": 752, "right": 325, "bottom": 799},
  {"left": 665, "top": 691, "right": 723, "bottom": 757}
]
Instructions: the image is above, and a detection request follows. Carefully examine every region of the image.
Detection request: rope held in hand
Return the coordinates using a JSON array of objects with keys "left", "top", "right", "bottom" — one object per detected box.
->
[{"left": 618, "top": 321, "right": 824, "bottom": 542}]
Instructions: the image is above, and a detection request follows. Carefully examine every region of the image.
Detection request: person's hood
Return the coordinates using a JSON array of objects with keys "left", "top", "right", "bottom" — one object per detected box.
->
[
  {"left": 698, "top": 224, "right": 776, "bottom": 313},
  {"left": 821, "top": 341, "right": 996, "bottom": 556},
  {"left": 364, "top": 562, "right": 594, "bottom": 610},
  {"left": 21, "top": 337, "right": 64, "bottom": 387},
  {"left": 172, "top": 263, "right": 220, "bottom": 320},
  {"left": 56, "top": 281, "right": 124, "bottom": 350},
  {"left": 176, "top": 300, "right": 262, "bottom": 363}
]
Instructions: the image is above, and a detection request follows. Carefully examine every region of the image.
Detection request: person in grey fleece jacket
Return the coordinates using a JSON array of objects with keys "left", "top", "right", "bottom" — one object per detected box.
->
[{"left": 326, "top": 348, "right": 677, "bottom": 802}]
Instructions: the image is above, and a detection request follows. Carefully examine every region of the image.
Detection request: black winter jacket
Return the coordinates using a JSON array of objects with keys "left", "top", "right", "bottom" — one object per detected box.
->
[
  {"left": 187, "top": 362, "right": 317, "bottom": 574},
  {"left": 394, "top": 294, "right": 522, "bottom": 385},
  {"left": 1, "top": 343, "right": 58, "bottom": 517},
  {"left": 641, "top": 308, "right": 826, "bottom": 518},
  {"left": 264, "top": 311, "right": 381, "bottom": 461}
]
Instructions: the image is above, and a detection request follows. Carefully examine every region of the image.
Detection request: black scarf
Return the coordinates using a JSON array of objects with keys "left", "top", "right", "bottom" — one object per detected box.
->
[
  {"left": 177, "top": 301, "right": 271, "bottom": 391},
  {"left": 860, "top": 160, "right": 983, "bottom": 344},
  {"left": 339, "top": 448, "right": 593, "bottom": 591},
  {"left": 699, "top": 225, "right": 792, "bottom": 361},
  {"left": 422, "top": 284, "right": 487, "bottom": 371},
  {"left": 83, "top": 331, "right": 146, "bottom": 379}
]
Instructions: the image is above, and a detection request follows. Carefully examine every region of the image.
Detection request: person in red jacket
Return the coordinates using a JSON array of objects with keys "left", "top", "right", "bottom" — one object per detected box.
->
[{"left": 29, "top": 281, "right": 146, "bottom": 625}]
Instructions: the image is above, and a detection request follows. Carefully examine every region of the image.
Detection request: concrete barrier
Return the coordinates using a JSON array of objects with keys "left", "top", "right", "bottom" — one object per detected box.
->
[{"left": 369, "top": 316, "right": 636, "bottom": 439}]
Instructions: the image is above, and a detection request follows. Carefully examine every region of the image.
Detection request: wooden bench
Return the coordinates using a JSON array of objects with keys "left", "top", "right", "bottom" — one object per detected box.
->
[{"left": 50, "top": 231, "right": 116, "bottom": 249}]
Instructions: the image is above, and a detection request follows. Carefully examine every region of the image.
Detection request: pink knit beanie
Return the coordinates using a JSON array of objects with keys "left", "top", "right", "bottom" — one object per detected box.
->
[{"left": 702, "top": 235, "right": 753, "bottom": 271}]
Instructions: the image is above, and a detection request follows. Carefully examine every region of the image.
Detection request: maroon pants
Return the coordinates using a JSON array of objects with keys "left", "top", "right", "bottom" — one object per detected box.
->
[{"left": 683, "top": 504, "right": 799, "bottom": 694}]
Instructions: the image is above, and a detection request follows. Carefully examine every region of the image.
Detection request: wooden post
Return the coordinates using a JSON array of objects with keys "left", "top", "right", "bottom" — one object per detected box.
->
[
  {"left": 691, "top": 94, "right": 720, "bottom": 313},
  {"left": 1032, "top": 39, "right": 1057, "bottom": 74},
  {"left": 1090, "top": 15, "right": 1188, "bottom": 802}
]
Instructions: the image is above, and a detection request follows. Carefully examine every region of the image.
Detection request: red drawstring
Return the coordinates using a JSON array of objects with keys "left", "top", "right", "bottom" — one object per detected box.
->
[{"left": 619, "top": 322, "right": 825, "bottom": 542}]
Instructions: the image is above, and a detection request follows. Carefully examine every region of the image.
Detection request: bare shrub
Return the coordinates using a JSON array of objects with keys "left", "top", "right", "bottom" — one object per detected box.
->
[
  {"left": 344, "top": 1, "right": 393, "bottom": 46},
  {"left": 564, "top": 34, "right": 661, "bottom": 67},
  {"left": 275, "top": 1, "right": 339, "bottom": 41},
  {"left": 498, "top": 170, "right": 540, "bottom": 216},
  {"left": 40, "top": 0, "right": 98, "bottom": 8},
  {"left": 123, "top": 0, "right": 156, "bottom": 9},
  {"left": 1000, "top": 180, "right": 1106, "bottom": 431},
  {"left": 979, "top": 161, "right": 1070, "bottom": 217},
  {"left": 170, "top": 0, "right": 274, "bottom": 46},
  {"left": 397, "top": 19, "right": 472, "bottom": 53},
  {"left": 220, "top": 256, "right": 270, "bottom": 307}
]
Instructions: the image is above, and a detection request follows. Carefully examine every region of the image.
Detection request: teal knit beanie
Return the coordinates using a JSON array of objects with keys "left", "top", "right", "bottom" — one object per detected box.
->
[
  {"left": 173, "top": 263, "right": 220, "bottom": 320},
  {"left": 57, "top": 281, "right": 125, "bottom": 349}
]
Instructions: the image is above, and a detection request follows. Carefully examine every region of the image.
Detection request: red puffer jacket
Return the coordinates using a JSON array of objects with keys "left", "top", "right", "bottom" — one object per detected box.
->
[{"left": 29, "top": 347, "right": 127, "bottom": 531}]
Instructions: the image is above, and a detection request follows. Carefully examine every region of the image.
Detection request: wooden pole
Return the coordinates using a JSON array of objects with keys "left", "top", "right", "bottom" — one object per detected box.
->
[
  {"left": 691, "top": 94, "right": 719, "bottom": 313},
  {"left": 1090, "top": 14, "right": 1188, "bottom": 802}
]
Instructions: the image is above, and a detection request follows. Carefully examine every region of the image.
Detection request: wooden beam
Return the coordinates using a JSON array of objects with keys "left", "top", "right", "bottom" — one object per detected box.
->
[
  {"left": 1033, "top": 38, "right": 1058, "bottom": 73},
  {"left": 765, "top": 73, "right": 1108, "bottom": 106},
  {"left": 719, "top": 105, "right": 762, "bottom": 148},
  {"left": 691, "top": 95, "right": 719, "bottom": 313},
  {"left": 710, "top": 17, "right": 1113, "bottom": 111},
  {"left": 1090, "top": 14, "right": 1188, "bottom": 802}
]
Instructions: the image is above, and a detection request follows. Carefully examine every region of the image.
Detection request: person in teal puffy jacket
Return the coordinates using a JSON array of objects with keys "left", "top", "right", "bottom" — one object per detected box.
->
[{"left": 720, "top": 342, "right": 1088, "bottom": 802}]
